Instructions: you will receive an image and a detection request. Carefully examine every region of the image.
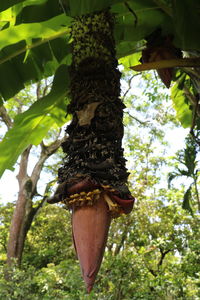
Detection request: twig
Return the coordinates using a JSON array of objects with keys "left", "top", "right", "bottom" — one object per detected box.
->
[
  {"left": 190, "top": 130, "right": 200, "bottom": 147},
  {"left": 158, "top": 248, "right": 171, "bottom": 267},
  {"left": 36, "top": 82, "right": 41, "bottom": 100},
  {"left": 126, "top": 111, "right": 150, "bottom": 126},
  {"left": 0, "top": 106, "right": 13, "bottom": 129},
  {"left": 122, "top": 73, "right": 141, "bottom": 100}
]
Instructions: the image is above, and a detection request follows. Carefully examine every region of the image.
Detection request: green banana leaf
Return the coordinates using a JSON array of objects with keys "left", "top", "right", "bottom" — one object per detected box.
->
[{"left": 0, "top": 64, "right": 69, "bottom": 177}]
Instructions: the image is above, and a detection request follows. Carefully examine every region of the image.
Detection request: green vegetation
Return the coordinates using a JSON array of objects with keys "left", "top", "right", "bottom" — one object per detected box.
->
[
  {"left": 1, "top": 72, "right": 200, "bottom": 299},
  {"left": 0, "top": 172, "right": 200, "bottom": 299},
  {"left": 0, "top": 0, "right": 200, "bottom": 298}
]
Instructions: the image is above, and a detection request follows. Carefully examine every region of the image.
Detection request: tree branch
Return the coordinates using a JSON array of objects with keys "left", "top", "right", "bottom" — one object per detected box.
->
[
  {"left": 14, "top": 97, "right": 24, "bottom": 114},
  {"left": 16, "top": 145, "right": 32, "bottom": 186},
  {"left": 0, "top": 106, "right": 13, "bottom": 129},
  {"left": 125, "top": 111, "right": 150, "bottom": 125},
  {"left": 184, "top": 87, "right": 199, "bottom": 108},
  {"left": 190, "top": 130, "right": 200, "bottom": 147},
  {"left": 114, "top": 223, "right": 130, "bottom": 256},
  {"left": 122, "top": 73, "right": 141, "bottom": 100},
  {"left": 144, "top": 248, "right": 171, "bottom": 277},
  {"left": 36, "top": 82, "right": 41, "bottom": 100},
  {"left": 30, "top": 136, "right": 65, "bottom": 194},
  {"left": 23, "top": 188, "right": 51, "bottom": 236},
  {"left": 158, "top": 248, "right": 171, "bottom": 267},
  {"left": 148, "top": 268, "right": 158, "bottom": 277}
]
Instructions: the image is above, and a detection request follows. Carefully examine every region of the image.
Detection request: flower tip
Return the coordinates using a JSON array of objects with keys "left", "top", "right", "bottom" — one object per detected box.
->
[
  {"left": 72, "top": 196, "right": 111, "bottom": 294},
  {"left": 84, "top": 272, "right": 95, "bottom": 293},
  {"left": 86, "top": 284, "right": 93, "bottom": 294}
]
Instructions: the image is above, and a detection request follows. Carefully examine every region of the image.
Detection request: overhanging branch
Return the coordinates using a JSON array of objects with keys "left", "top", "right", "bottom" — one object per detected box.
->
[
  {"left": 131, "top": 57, "right": 200, "bottom": 71},
  {"left": 30, "top": 136, "right": 66, "bottom": 194},
  {"left": 0, "top": 106, "right": 13, "bottom": 129}
]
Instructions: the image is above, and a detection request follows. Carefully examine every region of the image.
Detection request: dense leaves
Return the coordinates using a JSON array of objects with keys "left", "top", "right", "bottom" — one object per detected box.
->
[
  {"left": 0, "top": 15, "right": 71, "bottom": 100},
  {"left": 0, "top": 0, "right": 200, "bottom": 97},
  {"left": 1, "top": 188, "right": 200, "bottom": 299},
  {"left": 171, "top": 74, "right": 193, "bottom": 128},
  {"left": 0, "top": 0, "right": 25, "bottom": 13},
  {"left": 173, "top": 0, "right": 200, "bottom": 50},
  {"left": 0, "top": 65, "right": 69, "bottom": 176},
  {"left": 168, "top": 134, "right": 200, "bottom": 213}
]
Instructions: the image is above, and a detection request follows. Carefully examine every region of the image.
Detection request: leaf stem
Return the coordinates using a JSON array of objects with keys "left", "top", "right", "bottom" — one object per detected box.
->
[
  {"left": 193, "top": 176, "right": 200, "bottom": 212},
  {"left": 153, "top": 0, "right": 173, "bottom": 16},
  {"left": 0, "top": 28, "right": 70, "bottom": 66},
  {"left": 131, "top": 58, "right": 200, "bottom": 71}
]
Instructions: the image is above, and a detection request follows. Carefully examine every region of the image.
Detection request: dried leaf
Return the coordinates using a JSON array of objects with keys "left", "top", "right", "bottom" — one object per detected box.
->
[{"left": 76, "top": 102, "right": 100, "bottom": 126}]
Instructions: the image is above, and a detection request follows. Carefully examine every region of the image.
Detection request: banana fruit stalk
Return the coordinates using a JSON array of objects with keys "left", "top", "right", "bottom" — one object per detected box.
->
[
  {"left": 53, "top": 10, "right": 135, "bottom": 293},
  {"left": 72, "top": 195, "right": 111, "bottom": 293}
]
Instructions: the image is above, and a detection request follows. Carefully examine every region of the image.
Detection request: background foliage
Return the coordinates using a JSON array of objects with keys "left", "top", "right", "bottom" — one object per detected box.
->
[{"left": 1, "top": 71, "right": 200, "bottom": 299}]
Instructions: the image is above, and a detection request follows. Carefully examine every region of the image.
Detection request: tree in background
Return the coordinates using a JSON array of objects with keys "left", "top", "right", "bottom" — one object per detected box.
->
[
  {"left": 168, "top": 134, "right": 200, "bottom": 213},
  {"left": 0, "top": 82, "right": 65, "bottom": 266}
]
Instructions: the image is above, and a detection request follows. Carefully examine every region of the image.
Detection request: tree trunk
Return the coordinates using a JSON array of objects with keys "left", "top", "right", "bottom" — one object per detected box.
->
[
  {"left": 7, "top": 147, "right": 32, "bottom": 266},
  {"left": 7, "top": 139, "right": 64, "bottom": 267}
]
